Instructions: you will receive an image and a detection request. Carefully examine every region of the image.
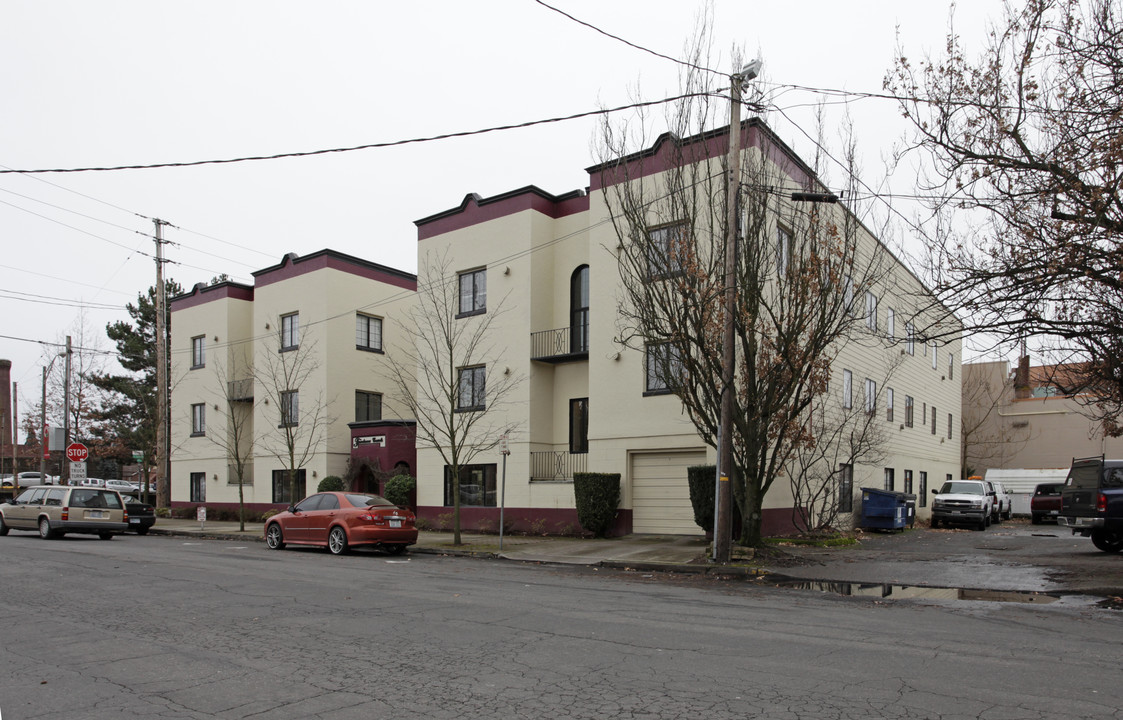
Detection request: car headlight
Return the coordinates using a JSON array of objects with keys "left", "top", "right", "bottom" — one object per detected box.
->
[{"left": 969, "top": 499, "right": 983, "bottom": 510}]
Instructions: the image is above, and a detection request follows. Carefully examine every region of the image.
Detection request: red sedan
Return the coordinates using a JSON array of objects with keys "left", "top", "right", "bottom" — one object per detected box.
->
[{"left": 264, "top": 492, "right": 417, "bottom": 555}]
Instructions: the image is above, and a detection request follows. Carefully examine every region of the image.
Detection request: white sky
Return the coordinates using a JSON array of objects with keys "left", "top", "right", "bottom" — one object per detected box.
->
[{"left": 1, "top": 0, "right": 1005, "bottom": 439}]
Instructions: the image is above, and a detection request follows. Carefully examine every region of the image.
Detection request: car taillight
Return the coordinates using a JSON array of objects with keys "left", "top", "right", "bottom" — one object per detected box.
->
[
  {"left": 123, "top": 508, "right": 129, "bottom": 521},
  {"left": 358, "top": 513, "right": 375, "bottom": 522},
  {"left": 1098, "top": 492, "right": 1108, "bottom": 513},
  {"left": 62, "top": 506, "right": 68, "bottom": 521}
]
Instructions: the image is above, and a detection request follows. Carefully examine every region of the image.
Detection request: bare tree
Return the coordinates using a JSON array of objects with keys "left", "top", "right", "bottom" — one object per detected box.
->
[
  {"left": 206, "top": 346, "right": 256, "bottom": 530},
  {"left": 887, "top": 0, "right": 1123, "bottom": 430},
  {"left": 598, "top": 44, "right": 890, "bottom": 545},
  {"left": 960, "top": 361, "right": 1029, "bottom": 477},
  {"left": 384, "top": 251, "right": 521, "bottom": 546},
  {"left": 789, "top": 359, "right": 897, "bottom": 533},
  {"left": 256, "top": 326, "right": 330, "bottom": 505}
]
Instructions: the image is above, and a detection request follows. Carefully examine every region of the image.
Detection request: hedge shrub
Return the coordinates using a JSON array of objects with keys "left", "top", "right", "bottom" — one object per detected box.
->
[
  {"left": 317, "top": 475, "right": 346, "bottom": 493},
  {"left": 573, "top": 472, "right": 621, "bottom": 538},
  {"left": 687, "top": 465, "right": 716, "bottom": 532},
  {"left": 384, "top": 474, "right": 415, "bottom": 507}
]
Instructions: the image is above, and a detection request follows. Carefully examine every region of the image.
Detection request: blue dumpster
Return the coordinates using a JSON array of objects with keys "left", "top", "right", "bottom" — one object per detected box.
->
[{"left": 861, "top": 488, "right": 908, "bottom": 531}]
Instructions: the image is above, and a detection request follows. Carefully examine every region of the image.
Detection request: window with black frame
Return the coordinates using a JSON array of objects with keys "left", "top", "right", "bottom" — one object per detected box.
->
[
  {"left": 271, "top": 469, "right": 306, "bottom": 504},
  {"left": 570, "top": 398, "right": 589, "bottom": 454},
  {"left": 444, "top": 464, "right": 497, "bottom": 507}
]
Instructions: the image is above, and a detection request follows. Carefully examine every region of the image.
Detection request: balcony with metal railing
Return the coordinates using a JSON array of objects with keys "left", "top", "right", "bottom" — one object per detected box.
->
[
  {"left": 530, "top": 323, "right": 588, "bottom": 363},
  {"left": 529, "top": 450, "right": 587, "bottom": 482},
  {"left": 227, "top": 378, "right": 253, "bottom": 402}
]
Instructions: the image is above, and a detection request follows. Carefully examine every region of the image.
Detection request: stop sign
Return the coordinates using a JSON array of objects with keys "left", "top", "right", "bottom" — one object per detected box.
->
[{"left": 66, "top": 443, "right": 89, "bottom": 462}]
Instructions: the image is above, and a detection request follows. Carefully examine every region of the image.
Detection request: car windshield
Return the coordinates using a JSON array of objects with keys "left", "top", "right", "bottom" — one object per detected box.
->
[
  {"left": 344, "top": 493, "right": 395, "bottom": 508},
  {"left": 939, "top": 482, "right": 984, "bottom": 495}
]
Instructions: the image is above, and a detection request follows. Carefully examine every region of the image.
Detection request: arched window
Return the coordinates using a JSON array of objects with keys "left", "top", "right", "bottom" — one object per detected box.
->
[{"left": 570, "top": 265, "right": 589, "bottom": 353}]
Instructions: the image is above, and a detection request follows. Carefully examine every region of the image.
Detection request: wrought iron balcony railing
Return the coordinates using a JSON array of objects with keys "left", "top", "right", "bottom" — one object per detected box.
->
[
  {"left": 529, "top": 450, "right": 587, "bottom": 482},
  {"left": 530, "top": 325, "right": 589, "bottom": 363}
]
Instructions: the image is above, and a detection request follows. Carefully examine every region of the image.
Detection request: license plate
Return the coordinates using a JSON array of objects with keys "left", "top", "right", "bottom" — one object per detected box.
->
[
  {"left": 390, "top": 519, "right": 401, "bottom": 528},
  {"left": 1049, "top": 510, "right": 1058, "bottom": 515},
  {"left": 89, "top": 511, "right": 107, "bottom": 519},
  {"left": 129, "top": 518, "right": 139, "bottom": 524}
]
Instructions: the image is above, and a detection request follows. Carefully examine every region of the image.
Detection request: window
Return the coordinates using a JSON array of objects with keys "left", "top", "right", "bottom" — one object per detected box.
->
[
  {"left": 570, "top": 398, "right": 589, "bottom": 454},
  {"left": 280, "top": 390, "right": 299, "bottom": 427},
  {"left": 886, "top": 388, "right": 895, "bottom": 422},
  {"left": 904, "top": 469, "right": 914, "bottom": 494},
  {"left": 190, "top": 403, "right": 205, "bottom": 436},
  {"left": 571, "top": 266, "right": 589, "bottom": 353},
  {"left": 918, "top": 472, "right": 927, "bottom": 502},
  {"left": 905, "top": 395, "right": 914, "bottom": 428},
  {"left": 281, "top": 313, "right": 299, "bottom": 351},
  {"left": 948, "top": 353, "right": 955, "bottom": 379},
  {"left": 191, "top": 336, "right": 205, "bottom": 369},
  {"left": 864, "top": 378, "right": 876, "bottom": 414},
  {"left": 906, "top": 322, "right": 915, "bottom": 355},
  {"left": 647, "top": 223, "right": 689, "bottom": 278},
  {"left": 843, "top": 275, "right": 854, "bottom": 314},
  {"left": 887, "top": 308, "right": 895, "bottom": 340},
  {"left": 444, "top": 464, "right": 497, "bottom": 507},
  {"left": 931, "top": 406, "right": 938, "bottom": 434},
  {"left": 947, "top": 413, "right": 954, "bottom": 439},
  {"left": 355, "top": 313, "right": 383, "bottom": 352},
  {"left": 842, "top": 370, "right": 853, "bottom": 409},
  {"left": 776, "top": 225, "right": 792, "bottom": 275},
  {"left": 271, "top": 469, "right": 306, "bottom": 504},
  {"left": 931, "top": 342, "right": 938, "bottom": 370},
  {"left": 865, "top": 292, "right": 878, "bottom": 331},
  {"left": 457, "top": 366, "right": 486, "bottom": 411},
  {"left": 884, "top": 468, "right": 895, "bottom": 491},
  {"left": 458, "top": 268, "right": 487, "bottom": 316},
  {"left": 355, "top": 391, "right": 382, "bottom": 422},
  {"left": 190, "top": 472, "right": 206, "bottom": 503},
  {"left": 645, "top": 342, "right": 682, "bottom": 394},
  {"left": 838, "top": 464, "right": 853, "bottom": 513}
]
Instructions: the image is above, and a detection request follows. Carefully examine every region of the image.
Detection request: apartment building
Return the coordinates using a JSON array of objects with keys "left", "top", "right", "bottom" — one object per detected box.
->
[
  {"left": 169, "top": 250, "right": 416, "bottom": 510},
  {"left": 414, "top": 118, "right": 961, "bottom": 535}
]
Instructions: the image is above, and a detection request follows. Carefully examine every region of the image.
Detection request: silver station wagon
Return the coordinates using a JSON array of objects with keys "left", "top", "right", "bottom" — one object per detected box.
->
[{"left": 0, "top": 485, "right": 128, "bottom": 540}]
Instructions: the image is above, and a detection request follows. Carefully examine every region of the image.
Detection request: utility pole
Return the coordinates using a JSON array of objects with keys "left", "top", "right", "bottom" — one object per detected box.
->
[
  {"left": 154, "top": 219, "right": 171, "bottom": 508},
  {"left": 715, "top": 60, "right": 761, "bottom": 564},
  {"left": 40, "top": 367, "right": 47, "bottom": 480},
  {"left": 12, "top": 382, "right": 17, "bottom": 477},
  {"left": 62, "top": 335, "right": 71, "bottom": 484}
]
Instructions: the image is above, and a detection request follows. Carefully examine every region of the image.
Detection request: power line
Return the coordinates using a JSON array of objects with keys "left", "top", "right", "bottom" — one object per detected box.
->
[
  {"left": 533, "top": 0, "right": 723, "bottom": 77},
  {"left": 0, "top": 93, "right": 709, "bottom": 175},
  {"left": 0, "top": 288, "right": 123, "bottom": 311}
]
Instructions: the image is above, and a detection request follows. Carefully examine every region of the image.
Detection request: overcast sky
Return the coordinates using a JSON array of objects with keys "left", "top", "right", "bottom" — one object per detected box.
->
[{"left": 1, "top": 0, "right": 1006, "bottom": 439}]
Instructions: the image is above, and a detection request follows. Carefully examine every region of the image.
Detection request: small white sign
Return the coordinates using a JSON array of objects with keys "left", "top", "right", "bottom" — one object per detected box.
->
[
  {"left": 69, "top": 461, "right": 87, "bottom": 480},
  {"left": 197, "top": 506, "right": 207, "bottom": 522}
]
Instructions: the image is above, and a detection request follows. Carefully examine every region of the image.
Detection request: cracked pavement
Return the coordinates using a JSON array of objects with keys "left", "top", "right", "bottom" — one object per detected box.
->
[{"left": 0, "top": 530, "right": 1120, "bottom": 719}]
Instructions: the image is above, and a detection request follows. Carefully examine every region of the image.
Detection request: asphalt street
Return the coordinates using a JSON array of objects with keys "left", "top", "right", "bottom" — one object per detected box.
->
[{"left": 0, "top": 531, "right": 1121, "bottom": 719}]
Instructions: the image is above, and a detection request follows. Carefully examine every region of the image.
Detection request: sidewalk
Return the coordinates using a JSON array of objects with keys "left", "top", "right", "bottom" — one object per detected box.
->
[{"left": 150, "top": 517, "right": 718, "bottom": 570}]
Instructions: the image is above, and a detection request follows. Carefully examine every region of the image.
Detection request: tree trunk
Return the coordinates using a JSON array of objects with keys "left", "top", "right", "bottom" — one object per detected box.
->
[{"left": 738, "top": 481, "right": 765, "bottom": 547}]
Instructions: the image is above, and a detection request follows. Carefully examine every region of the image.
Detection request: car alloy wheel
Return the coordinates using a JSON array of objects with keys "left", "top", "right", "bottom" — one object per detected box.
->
[
  {"left": 265, "top": 523, "right": 285, "bottom": 550},
  {"left": 1091, "top": 529, "right": 1123, "bottom": 553},
  {"left": 39, "top": 517, "right": 54, "bottom": 539},
  {"left": 328, "top": 526, "right": 349, "bottom": 555}
]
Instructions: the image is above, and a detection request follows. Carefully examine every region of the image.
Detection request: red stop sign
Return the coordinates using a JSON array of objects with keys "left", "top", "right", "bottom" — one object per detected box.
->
[{"left": 66, "top": 443, "right": 89, "bottom": 462}]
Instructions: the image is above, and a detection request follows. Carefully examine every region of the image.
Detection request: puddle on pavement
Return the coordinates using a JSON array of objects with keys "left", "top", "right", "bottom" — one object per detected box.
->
[{"left": 773, "top": 580, "right": 1117, "bottom": 608}]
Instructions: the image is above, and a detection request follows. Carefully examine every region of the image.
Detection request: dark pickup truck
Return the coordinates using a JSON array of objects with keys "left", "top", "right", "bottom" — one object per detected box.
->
[{"left": 1058, "top": 456, "right": 1123, "bottom": 552}]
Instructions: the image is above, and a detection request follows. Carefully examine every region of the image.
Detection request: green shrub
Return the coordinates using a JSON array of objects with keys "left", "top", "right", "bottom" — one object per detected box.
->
[
  {"left": 317, "top": 475, "right": 345, "bottom": 493},
  {"left": 261, "top": 509, "right": 280, "bottom": 522},
  {"left": 687, "top": 465, "right": 716, "bottom": 532},
  {"left": 573, "top": 472, "right": 620, "bottom": 538},
  {"left": 384, "top": 474, "right": 415, "bottom": 507}
]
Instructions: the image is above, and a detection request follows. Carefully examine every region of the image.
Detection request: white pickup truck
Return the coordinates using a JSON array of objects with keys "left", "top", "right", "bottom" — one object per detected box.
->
[{"left": 930, "top": 479, "right": 994, "bottom": 531}]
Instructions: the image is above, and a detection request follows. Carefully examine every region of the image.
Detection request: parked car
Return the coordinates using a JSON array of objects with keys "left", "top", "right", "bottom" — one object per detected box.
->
[
  {"left": 78, "top": 478, "right": 106, "bottom": 487},
  {"left": 930, "top": 479, "right": 993, "bottom": 530},
  {"left": 0, "top": 485, "right": 128, "bottom": 539},
  {"left": 264, "top": 492, "right": 417, "bottom": 555},
  {"left": 105, "top": 479, "right": 138, "bottom": 494},
  {"left": 1058, "top": 456, "right": 1123, "bottom": 552},
  {"left": 122, "top": 495, "right": 156, "bottom": 534},
  {"left": 987, "top": 480, "right": 1012, "bottom": 521},
  {"left": 1030, "top": 483, "right": 1064, "bottom": 524},
  {"left": 16, "top": 472, "right": 49, "bottom": 487}
]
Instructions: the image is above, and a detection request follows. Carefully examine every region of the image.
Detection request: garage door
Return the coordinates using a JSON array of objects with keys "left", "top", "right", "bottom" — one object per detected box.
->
[{"left": 631, "top": 450, "right": 707, "bottom": 534}]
